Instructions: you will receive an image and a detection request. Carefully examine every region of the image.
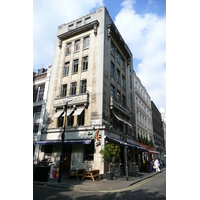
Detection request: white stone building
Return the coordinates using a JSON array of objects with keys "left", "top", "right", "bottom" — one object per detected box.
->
[
  {"left": 159, "top": 107, "right": 166, "bottom": 157},
  {"left": 36, "top": 6, "right": 140, "bottom": 176},
  {"left": 33, "top": 66, "right": 52, "bottom": 164},
  {"left": 134, "top": 72, "right": 154, "bottom": 144}
]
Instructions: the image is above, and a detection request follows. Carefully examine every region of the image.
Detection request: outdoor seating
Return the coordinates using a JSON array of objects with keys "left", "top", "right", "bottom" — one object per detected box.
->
[
  {"left": 68, "top": 168, "right": 85, "bottom": 180},
  {"left": 82, "top": 169, "right": 102, "bottom": 182}
]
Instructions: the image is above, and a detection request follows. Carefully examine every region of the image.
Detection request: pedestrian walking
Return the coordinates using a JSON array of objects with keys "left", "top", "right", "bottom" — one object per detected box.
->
[{"left": 154, "top": 158, "right": 160, "bottom": 172}]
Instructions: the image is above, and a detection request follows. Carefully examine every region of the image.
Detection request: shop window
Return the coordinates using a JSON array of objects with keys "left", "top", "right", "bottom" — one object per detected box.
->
[{"left": 83, "top": 141, "right": 94, "bottom": 161}]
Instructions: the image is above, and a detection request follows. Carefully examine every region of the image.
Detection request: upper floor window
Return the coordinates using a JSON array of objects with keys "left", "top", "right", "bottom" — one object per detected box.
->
[
  {"left": 110, "top": 85, "right": 115, "bottom": 97},
  {"left": 74, "top": 40, "right": 80, "bottom": 52},
  {"left": 122, "top": 95, "right": 126, "bottom": 106},
  {"left": 63, "top": 62, "right": 69, "bottom": 76},
  {"left": 130, "top": 76, "right": 132, "bottom": 88},
  {"left": 61, "top": 84, "right": 67, "bottom": 97},
  {"left": 111, "top": 62, "right": 114, "bottom": 77},
  {"left": 80, "top": 80, "right": 87, "bottom": 93},
  {"left": 78, "top": 109, "right": 85, "bottom": 126},
  {"left": 122, "top": 75, "right": 125, "bottom": 88},
  {"left": 36, "top": 84, "right": 45, "bottom": 102},
  {"left": 67, "top": 115, "right": 74, "bottom": 127},
  {"left": 57, "top": 116, "right": 64, "bottom": 127},
  {"left": 33, "top": 112, "right": 41, "bottom": 133},
  {"left": 73, "top": 59, "right": 79, "bottom": 74},
  {"left": 85, "top": 17, "right": 91, "bottom": 24},
  {"left": 121, "top": 57, "right": 125, "bottom": 68},
  {"left": 70, "top": 82, "right": 77, "bottom": 95},
  {"left": 111, "top": 42, "right": 115, "bottom": 56},
  {"left": 117, "top": 90, "right": 121, "bottom": 102},
  {"left": 68, "top": 24, "right": 74, "bottom": 31},
  {"left": 117, "top": 69, "right": 120, "bottom": 83},
  {"left": 76, "top": 21, "right": 82, "bottom": 28},
  {"left": 83, "top": 36, "right": 90, "bottom": 49},
  {"left": 66, "top": 43, "right": 72, "bottom": 55},
  {"left": 116, "top": 51, "right": 120, "bottom": 63},
  {"left": 82, "top": 56, "right": 88, "bottom": 71}
]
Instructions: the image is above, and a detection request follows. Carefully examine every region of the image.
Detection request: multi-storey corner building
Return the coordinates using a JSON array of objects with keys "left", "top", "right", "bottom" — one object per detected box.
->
[
  {"left": 33, "top": 66, "right": 52, "bottom": 164},
  {"left": 151, "top": 101, "right": 165, "bottom": 160},
  {"left": 36, "top": 6, "right": 141, "bottom": 176}
]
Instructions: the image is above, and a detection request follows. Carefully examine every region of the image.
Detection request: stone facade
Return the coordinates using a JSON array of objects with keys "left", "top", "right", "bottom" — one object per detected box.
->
[{"left": 38, "top": 7, "right": 138, "bottom": 175}]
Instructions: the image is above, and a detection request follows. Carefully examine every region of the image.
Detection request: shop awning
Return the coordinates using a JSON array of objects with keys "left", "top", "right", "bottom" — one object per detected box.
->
[
  {"left": 73, "top": 107, "right": 85, "bottom": 116},
  {"left": 52, "top": 110, "right": 64, "bottom": 119},
  {"left": 106, "top": 135, "right": 126, "bottom": 146},
  {"left": 112, "top": 112, "right": 132, "bottom": 128},
  {"left": 126, "top": 142, "right": 140, "bottom": 148},
  {"left": 148, "top": 150, "right": 160, "bottom": 154},
  {"left": 36, "top": 139, "right": 92, "bottom": 145},
  {"left": 62, "top": 109, "right": 74, "bottom": 117},
  {"left": 138, "top": 146, "right": 149, "bottom": 152}
]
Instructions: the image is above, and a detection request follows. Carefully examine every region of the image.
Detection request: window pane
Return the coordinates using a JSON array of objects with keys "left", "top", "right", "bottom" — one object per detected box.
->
[
  {"left": 83, "top": 37, "right": 90, "bottom": 49},
  {"left": 38, "top": 85, "right": 45, "bottom": 101},
  {"left": 82, "top": 56, "right": 88, "bottom": 71},
  {"left": 76, "top": 21, "right": 82, "bottom": 28},
  {"left": 73, "top": 59, "right": 79, "bottom": 73},
  {"left": 84, "top": 141, "right": 94, "bottom": 161},
  {"left": 66, "top": 43, "right": 72, "bottom": 55},
  {"left": 70, "top": 82, "right": 77, "bottom": 95},
  {"left": 80, "top": 80, "right": 87, "bottom": 93},
  {"left": 75, "top": 40, "right": 80, "bottom": 51},
  {"left": 61, "top": 84, "right": 67, "bottom": 97},
  {"left": 85, "top": 17, "right": 90, "bottom": 24}
]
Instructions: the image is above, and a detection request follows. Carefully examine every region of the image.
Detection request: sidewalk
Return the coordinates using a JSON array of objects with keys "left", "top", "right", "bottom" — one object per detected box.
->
[{"left": 33, "top": 166, "right": 166, "bottom": 191}]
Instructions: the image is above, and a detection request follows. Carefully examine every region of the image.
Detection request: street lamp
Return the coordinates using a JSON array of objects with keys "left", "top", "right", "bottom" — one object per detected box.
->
[{"left": 58, "top": 98, "right": 76, "bottom": 183}]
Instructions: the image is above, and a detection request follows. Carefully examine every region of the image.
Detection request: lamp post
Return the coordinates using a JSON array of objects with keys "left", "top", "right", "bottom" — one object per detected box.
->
[{"left": 58, "top": 98, "right": 75, "bottom": 183}]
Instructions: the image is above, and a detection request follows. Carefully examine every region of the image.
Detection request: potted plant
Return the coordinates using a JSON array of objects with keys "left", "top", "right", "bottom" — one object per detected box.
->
[{"left": 99, "top": 142, "right": 120, "bottom": 180}]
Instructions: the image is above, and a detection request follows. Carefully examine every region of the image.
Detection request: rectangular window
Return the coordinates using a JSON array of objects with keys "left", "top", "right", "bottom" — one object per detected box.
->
[
  {"left": 63, "top": 62, "right": 69, "bottom": 76},
  {"left": 85, "top": 17, "right": 91, "bottom": 24},
  {"left": 83, "top": 36, "right": 90, "bottom": 49},
  {"left": 37, "top": 84, "right": 45, "bottom": 101},
  {"left": 122, "top": 57, "right": 125, "bottom": 68},
  {"left": 66, "top": 43, "right": 72, "bottom": 55},
  {"left": 78, "top": 109, "right": 85, "bottom": 126},
  {"left": 117, "top": 69, "right": 120, "bottom": 83},
  {"left": 33, "top": 112, "right": 41, "bottom": 133},
  {"left": 122, "top": 95, "right": 126, "bottom": 106},
  {"left": 76, "top": 21, "right": 82, "bottom": 28},
  {"left": 61, "top": 84, "right": 67, "bottom": 97},
  {"left": 82, "top": 56, "right": 88, "bottom": 71},
  {"left": 68, "top": 24, "right": 74, "bottom": 31},
  {"left": 70, "top": 82, "right": 77, "bottom": 95},
  {"left": 83, "top": 141, "right": 94, "bottom": 161},
  {"left": 117, "top": 90, "right": 121, "bottom": 102},
  {"left": 57, "top": 116, "right": 64, "bottom": 127},
  {"left": 67, "top": 115, "right": 74, "bottom": 127},
  {"left": 116, "top": 51, "right": 120, "bottom": 63},
  {"left": 122, "top": 75, "right": 125, "bottom": 88},
  {"left": 73, "top": 59, "right": 79, "bottom": 73},
  {"left": 80, "top": 80, "right": 87, "bottom": 93},
  {"left": 111, "top": 62, "right": 114, "bottom": 77},
  {"left": 74, "top": 40, "right": 80, "bottom": 51},
  {"left": 110, "top": 85, "right": 115, "bottom": 97},
  {"left": 111, "top": 42, "right": 115, "bottom": 56},
  {"left": 130, "top": 76, "right": 132, "bottom": 88}
]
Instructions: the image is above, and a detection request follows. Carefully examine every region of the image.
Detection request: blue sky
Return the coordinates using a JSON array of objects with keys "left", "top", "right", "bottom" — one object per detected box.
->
[{"left": 33, "top": 0, "right": 166, "bottom": 113}]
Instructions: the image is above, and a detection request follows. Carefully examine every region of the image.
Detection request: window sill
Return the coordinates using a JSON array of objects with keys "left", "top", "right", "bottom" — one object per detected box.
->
[{"left": 83, "top": 47, "right": 89, "bottom": 50}]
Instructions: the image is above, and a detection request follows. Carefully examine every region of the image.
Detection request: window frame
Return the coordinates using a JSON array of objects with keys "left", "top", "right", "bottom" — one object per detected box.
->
[
  {"left": 117, "top": 69, "right": 120, "bottom": 83},
  {"left": 63, "top": 62, "right": 69, "bottom": 76},
  {"left": 83, "top": 36, "right": 90, "bottom": 49},
  {"left": 74, "top": 40, "right": 80, "bottom": 52},
  {"left": 70, "top": 82, "right": 77, "bottom": 95},
  {"left": 111, "top": 62, "right": 115, "bottom": 77},
  {"left": 61, "top": 84, "right": 67, "bottom": 97},
  {"left": 66, "top": 43, "right": 72, "bottom": 55},
  {"left": 73, "top": 59, "right": 79, "bottom": 74},
  {"left": 83, "top": 141, "right": 94, "bottom": 161},
  {"left": 80, "top": 80, "right": 87, "bottom": 94},
  {"left": 77, "top": 109, "right": 85, "bottom": 126},
  {"left": 82, "top": 56, "right": 88, "bottom": 71}
]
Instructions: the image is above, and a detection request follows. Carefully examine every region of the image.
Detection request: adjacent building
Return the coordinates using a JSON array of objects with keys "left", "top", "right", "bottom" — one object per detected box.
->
[
  {"left": 159, "top": 107, "right": 166, "bottom": 158},
  {"left": 151, "top": 101, "right": 165, "bottom": 160},
  {"left": 33, "top": 66, "right": 52, "bottom": 164}
]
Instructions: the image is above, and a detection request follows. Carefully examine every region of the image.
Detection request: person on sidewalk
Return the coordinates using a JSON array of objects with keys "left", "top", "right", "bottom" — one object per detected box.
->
[{"left": 154, "top": 158, "right": 160, "bottom": 172}]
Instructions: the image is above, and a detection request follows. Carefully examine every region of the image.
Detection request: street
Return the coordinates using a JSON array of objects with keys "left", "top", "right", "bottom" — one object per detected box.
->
[{"left": 33, "top": 171, "right": 166, "bottom": 200}]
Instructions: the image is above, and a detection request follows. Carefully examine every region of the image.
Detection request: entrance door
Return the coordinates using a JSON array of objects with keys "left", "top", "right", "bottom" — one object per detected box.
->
[{"left": 62, "top": 145, "right": 72, "bottom": 174}]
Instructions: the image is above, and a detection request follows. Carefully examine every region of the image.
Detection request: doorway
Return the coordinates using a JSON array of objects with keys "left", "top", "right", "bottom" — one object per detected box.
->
[{"left": 62, "top": 145, "right": 72, "bottom": 174}]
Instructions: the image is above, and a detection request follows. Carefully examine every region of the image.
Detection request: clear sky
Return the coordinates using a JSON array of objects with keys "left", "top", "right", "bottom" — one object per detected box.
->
[{"left": 33, "top": 0, "right": 166, "bottom": 113}]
